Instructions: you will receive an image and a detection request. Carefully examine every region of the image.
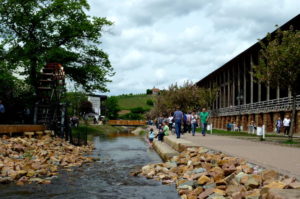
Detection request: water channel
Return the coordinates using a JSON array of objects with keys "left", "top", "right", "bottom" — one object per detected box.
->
[{"left": 0, "top": 133, "right": 179, "bottom": 199}]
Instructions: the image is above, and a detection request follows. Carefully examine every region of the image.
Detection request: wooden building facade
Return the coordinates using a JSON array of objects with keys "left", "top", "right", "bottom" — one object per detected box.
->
[{"left": 196, "top": 14, "right": 300, "bottom": 133}]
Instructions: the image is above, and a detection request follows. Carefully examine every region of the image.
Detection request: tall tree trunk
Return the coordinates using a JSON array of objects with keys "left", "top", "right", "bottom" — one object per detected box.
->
[
  {"left": 29, "top": 58, "right": 38, "bottom": 95},
  {"left": 289, "top": 92, "right": 297, "bottom": 140}
]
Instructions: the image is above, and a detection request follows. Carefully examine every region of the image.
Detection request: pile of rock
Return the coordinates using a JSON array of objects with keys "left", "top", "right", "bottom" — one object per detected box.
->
[
  {"left": 0, "top": 135, "right": 96, "bottom": 185},
  {"left": 139, "top": 147, "right": 300, "bottom": 199}
]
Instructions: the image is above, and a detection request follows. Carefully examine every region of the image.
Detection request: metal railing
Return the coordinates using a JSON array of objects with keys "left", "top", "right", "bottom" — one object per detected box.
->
[{"left": 211, "top": 95, "right": 300, "bottom": 116}]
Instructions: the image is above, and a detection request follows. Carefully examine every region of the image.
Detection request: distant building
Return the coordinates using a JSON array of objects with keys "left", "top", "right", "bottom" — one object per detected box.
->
[
  {"left": 196, "top": 14, "right": 300, "bottom": 133},
  {"left": 152, "top": 88, "right": 160, "bottom": 95},
  {"left": 87, "top": 95, "right": 107, "bottom": 118}
]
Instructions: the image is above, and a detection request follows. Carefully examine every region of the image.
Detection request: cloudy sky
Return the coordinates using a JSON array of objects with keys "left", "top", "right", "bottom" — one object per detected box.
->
[{"left": 88, "top": 0, "right": 300, "bottom": 96}]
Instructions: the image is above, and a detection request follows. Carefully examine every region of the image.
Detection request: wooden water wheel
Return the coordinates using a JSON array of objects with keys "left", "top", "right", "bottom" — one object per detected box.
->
[{"left": 33, "top": 63, "right": 71, "bottom": 141}]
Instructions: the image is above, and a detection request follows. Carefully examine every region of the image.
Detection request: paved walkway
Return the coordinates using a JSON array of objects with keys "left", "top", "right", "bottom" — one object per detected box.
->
[{"left": 177, "top": 133, "right": 300, "bottom": 180}]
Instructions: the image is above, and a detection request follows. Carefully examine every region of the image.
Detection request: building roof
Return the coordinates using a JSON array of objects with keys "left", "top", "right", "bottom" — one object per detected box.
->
[
  {"left": 152, "top": 88, "right": 160, "bottom": 92},
  {"left": 88, "top": 94, "right": 107, "bottom": 99},
  {"left": 196, "top": 14, "right": 300, "bottom": 86}
]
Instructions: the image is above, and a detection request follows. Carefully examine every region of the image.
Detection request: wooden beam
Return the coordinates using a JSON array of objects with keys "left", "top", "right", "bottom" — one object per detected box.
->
[{"left": 0, "top": 125, "right": 46, "bottom": 134}]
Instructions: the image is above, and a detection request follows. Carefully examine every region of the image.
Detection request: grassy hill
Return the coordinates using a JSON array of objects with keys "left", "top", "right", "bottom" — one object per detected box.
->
[{"left": 115, "top": 94, "right": 156, "bottom": 110}]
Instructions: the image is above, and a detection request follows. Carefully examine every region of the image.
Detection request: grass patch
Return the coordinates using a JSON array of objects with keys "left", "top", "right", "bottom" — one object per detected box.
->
[
  {"left": 116, "top": 94, "right": 156, "bottom": 110},
  {"left": 195, "top": 128, "right": 257, "bottom": 137},
  {"left": 282, "top": 140, "right": 299, "bottom": 145},
  {"left": 196, "top": 128, "right": 285, "bottom": 138},
  {"left": 139, "top": 130, "right": 147, "bottom": 136},
  {"left": 195, "top": 127, "right": 300, "bottom": 147}
]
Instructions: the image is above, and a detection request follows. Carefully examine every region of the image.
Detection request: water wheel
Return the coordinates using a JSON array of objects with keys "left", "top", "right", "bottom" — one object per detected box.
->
[{"left": 33, "top": 63, "right": 71, "bottom": 140}]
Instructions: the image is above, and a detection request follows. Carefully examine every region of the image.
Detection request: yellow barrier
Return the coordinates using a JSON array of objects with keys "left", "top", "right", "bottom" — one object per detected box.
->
[
  {"left": 0, "top": 125, "right": 47, "bottom": 134},
  {"left": 108, "top": 120, "right": 146, "bottom": 126}
]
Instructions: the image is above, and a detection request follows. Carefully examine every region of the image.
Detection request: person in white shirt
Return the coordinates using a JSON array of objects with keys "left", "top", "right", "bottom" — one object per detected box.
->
[
  {"left": 283, "top": 116, "right": 291, "bottom": 135},
  {"left": 168, "top": 114, "right": 173, "bottom": 131},
  {"left": 191, "top": 112, "right": 198, "bottom": 136}
]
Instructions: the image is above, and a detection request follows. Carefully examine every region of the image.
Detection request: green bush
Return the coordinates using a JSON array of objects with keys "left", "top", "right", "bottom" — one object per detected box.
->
[
  {"left": 131, "top": 107, "right": 146, "bottom": 114},
  {"left": 146, "top": 99, "right": 154, "bottom": 106},
  {"left": 119, "top": 112, "right": 143, "bottom": 120}
]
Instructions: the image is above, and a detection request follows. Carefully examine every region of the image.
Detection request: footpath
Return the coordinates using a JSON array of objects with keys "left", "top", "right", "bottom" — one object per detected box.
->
[{"left": 152, "top": 131, "right": 300, "bottom": 180}]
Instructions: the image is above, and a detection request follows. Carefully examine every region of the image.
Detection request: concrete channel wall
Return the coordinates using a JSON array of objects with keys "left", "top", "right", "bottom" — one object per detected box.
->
[{"left": 152, "top": 135, "right": 198, "bottom": 161}]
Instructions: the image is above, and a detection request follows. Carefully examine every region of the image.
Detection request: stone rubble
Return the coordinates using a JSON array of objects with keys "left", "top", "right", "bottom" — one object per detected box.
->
[
  {"left": 0, "top": 135, "right": 96, "bottom": 185},
  {"left": 137, "top": 147, "right": 300, "bottom": 199}
]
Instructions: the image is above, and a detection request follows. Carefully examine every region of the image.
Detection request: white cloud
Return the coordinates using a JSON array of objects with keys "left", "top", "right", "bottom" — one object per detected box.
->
[{"left": 88, "top": 0, "right": 300, "bottom": 95}]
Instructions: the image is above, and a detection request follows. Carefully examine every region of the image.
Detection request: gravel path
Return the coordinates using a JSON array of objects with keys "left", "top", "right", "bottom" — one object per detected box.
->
[{"left": 179, "top": 133, "right": 300, "bottom": 180}]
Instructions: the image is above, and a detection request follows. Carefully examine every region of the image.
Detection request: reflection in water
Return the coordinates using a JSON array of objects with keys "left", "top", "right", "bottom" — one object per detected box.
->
[{"left": 0, "top": 134, "right": 179, "bottom": 199}]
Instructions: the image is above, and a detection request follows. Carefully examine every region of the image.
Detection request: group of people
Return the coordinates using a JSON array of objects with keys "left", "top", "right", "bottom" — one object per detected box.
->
[
  {"left": 226, "top": 115, "right": 292, "bottom": 135},
  {"left": 149, "top": 107, "right": 210, "bottom": 145},
  {"left": 275, "top": 116, "right": 291, "bottom": 135}
]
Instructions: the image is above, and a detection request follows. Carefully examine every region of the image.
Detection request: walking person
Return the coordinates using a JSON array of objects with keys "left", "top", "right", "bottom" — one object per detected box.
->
[
  {"left": 186, "top": 112, "right": 192, "bottom": 133},
  {"left": 199, "top": 108, "right": 209, "bottom": 136},
  {"left": 168, "top": 113, "right": 173, "bottom": 131},
  {"left": 191, "top": 112, "right": 198, "bottom": 136},
  {"left": 283, "top": 116, "right": 291, "bottom": 136},
  {"left": 275, "top": 117, "right": 282, "bottom": 134},
  {"left": 182, "top": 113, "right": 187, "bottom": 134},
  {"left": 173, "top": 107, "right": 183, "bottom": 139},
  {"left": 158, "top": 115, "right": 164, "bottom": 130}
]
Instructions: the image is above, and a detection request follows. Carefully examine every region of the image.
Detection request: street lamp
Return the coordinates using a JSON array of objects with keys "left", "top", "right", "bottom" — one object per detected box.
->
[{"left": 236, "top": 91, "right": 244, "bottom": 131}]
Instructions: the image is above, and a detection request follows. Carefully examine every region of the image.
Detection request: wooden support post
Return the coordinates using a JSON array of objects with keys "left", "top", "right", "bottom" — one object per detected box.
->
[
  {"left": 243, "top": 58, "right": 247, "bottom": 104},
  {"left": 250, "top": 56, "right": 254, "bottom": 104},
  {"left": 237, "top": 63, "right": 241, "bottom": 105},
  {"left": 228, "top": 69, "right": 231, "bottom": 107},
  {"left": 219, "top": 75, "right": 222, "bottom": 108},
  {"left": 232, "top": 66, "right": 236, "bottom": 106},
  {"left": 223, "top": 72, "right": 226, "bottom": 107},
  {"left": 276, "top": 85, "right": 280, "bottom": 99},
  {"left": 288, "top": 86, "right": 292, "bottom": 98},
  {"left": 267, "top": 84, "right": 270, "bottom": 101},
  {"left": 258, "top": 81, "right": 261, "bottom": 102}
]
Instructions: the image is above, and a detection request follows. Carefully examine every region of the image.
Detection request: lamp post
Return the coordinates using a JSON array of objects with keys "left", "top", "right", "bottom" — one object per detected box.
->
[{"left": 236, "top": 91, "right": 244, "bottom": 131}]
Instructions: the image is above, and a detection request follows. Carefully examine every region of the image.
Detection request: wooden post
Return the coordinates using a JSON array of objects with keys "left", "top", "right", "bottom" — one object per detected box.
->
[
  {"left": 232, "top": 65, "right": 236, "bottom": 106},
  {"left": 223, "top": 72, "right": 227, "bottom": 107},
  {"left": 237, "top": 62, "right": 241, "bottom": 105},
  {"left": 288, "top": 86, "right": 292, "bottom": 98},
  {"left": 267, "top": 84, "right": 270, "bottom": 101},
  {"left": 243, "top": 58, "right": 247, "bottom": 104},
  {"left": 250, "top": 56, "right": 254, "bottom": 104},
  {"left": 228, "top": 69, "right": 231, "bottom": 107},
  {"left": 258, "top": 81, "right": 261, "bottom": 102}
]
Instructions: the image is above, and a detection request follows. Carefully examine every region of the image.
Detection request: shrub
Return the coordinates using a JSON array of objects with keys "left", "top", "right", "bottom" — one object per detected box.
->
[{"left": 146, "top": 99, "right": 154, "bottom": 106}]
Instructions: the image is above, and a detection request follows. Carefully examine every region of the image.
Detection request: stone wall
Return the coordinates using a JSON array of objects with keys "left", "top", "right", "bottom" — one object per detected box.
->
[{"left": 209, "top": 110, "right": 300, "bottom": 134}]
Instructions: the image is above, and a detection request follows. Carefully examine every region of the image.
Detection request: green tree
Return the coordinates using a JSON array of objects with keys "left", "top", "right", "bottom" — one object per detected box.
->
[
  {"left": 254, "top": 26, "right": 300, "bottom": 139},
  {"left": 79, "top": 100, "right": 94, "bottom": 115},
  {"left": 201, "top": 86, "right": 219, "bottom": 110},
  {"left": 104, "top": 96, "right": 120, "bottom": 119},
  {"left": 146, "top": 99, "right": 154, "bottom": 106},
  {"left": 149, "top": 81, "right": 218, "bottom": 118},
  {"left": 62, "top": 92, "right": 87, "bottom": 116},
  {"left": 0, "top": 0, "right": 114, "bottom": 93},
  {"left": 146, "top": 89, "right": 153, "bottom": 95}
]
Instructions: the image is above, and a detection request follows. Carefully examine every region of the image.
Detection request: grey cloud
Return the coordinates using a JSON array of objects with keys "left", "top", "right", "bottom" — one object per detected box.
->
[{"left": 87, "top": 0, "right": 300, "bottom": 95}]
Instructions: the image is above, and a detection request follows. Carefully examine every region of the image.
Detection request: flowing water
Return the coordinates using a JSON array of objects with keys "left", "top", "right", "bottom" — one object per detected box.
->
[{"left": 0, "top": 134, "right": 179, "bottom": 199}]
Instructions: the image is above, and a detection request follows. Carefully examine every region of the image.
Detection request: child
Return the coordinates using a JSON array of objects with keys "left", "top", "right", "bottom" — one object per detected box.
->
[
  {"left": 157, "top": 128, "right": 165, "bottom": 141},
  {"left": 163, "top": 121, "right": 170, "bottom": 136},
  {"left": 148, "top": 128, "right": 155, "bottom": 146}
]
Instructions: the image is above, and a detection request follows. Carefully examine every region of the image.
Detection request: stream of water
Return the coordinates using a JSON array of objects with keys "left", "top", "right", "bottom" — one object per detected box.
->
[{"left": 0, "top": 134, "right": 179, "bottom": 199}]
